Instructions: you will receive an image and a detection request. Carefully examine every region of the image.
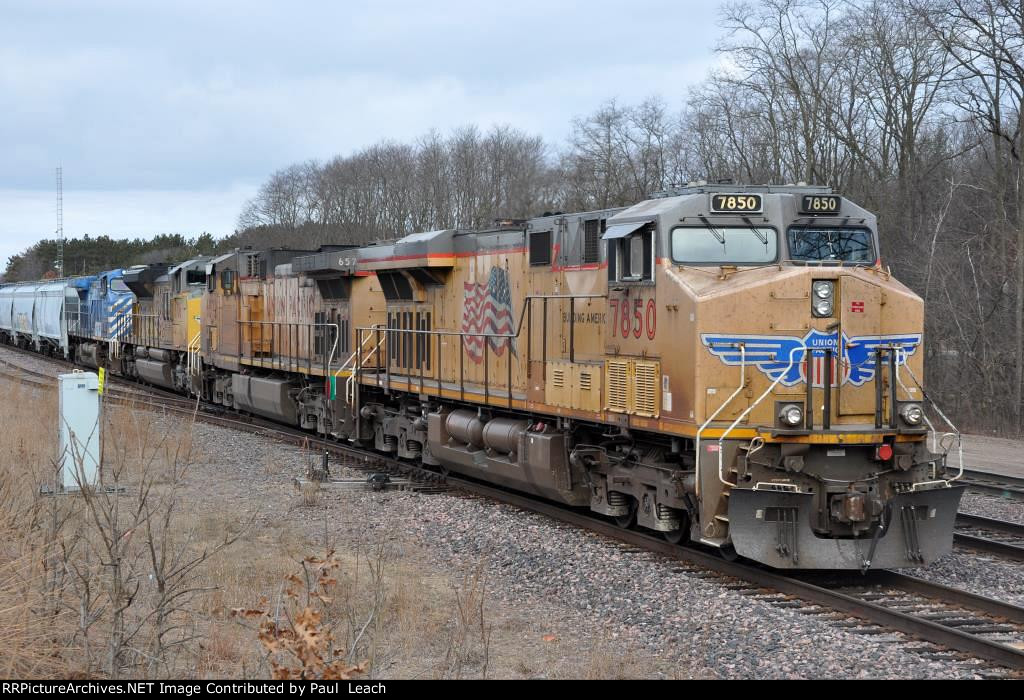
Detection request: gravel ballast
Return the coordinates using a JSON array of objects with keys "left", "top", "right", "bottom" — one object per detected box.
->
[{"left": 959, "top": 492, "right": 1024, "bottom": 524}]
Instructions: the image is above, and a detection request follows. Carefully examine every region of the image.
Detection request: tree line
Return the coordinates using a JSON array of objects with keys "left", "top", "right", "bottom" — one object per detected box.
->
[
  {"left": 3, "top": 234, "right": 223, "bottom": 282},
  {"left": 5, "top": 0, "right": 1022, "bottom": 434}
]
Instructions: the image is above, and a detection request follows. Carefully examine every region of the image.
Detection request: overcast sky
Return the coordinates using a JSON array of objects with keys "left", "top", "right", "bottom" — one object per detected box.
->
[{"left": 0, "top": 0, "right": 725, "bottom": 269}]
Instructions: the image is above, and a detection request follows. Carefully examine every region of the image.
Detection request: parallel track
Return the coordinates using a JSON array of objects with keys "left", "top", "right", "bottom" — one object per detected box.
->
[
  {"left": 960, "top": 469, "right": 1024, "bottom": 501},
  {"left": 455, "top": 478, "right": 1024, "bottom": 672},
  {"left": 3, "top": 345, "right": 1024, "bottom": 673},
  {"left": 955, "top": 513, "right": 1024, "bottom": 561}
]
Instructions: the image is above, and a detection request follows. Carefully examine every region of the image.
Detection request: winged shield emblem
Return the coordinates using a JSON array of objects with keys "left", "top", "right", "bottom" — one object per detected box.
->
[{"left": 701, "top": 330, "right": 922, "bottom": 388}]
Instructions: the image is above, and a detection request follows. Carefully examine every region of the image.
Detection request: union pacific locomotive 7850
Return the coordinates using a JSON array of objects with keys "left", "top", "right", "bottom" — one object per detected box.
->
[{"left": 0, "top": 184, "right": 965, "bottom": 570}]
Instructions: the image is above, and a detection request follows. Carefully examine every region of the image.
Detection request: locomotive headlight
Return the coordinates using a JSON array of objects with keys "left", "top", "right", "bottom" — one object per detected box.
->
[
  {"left": 811, "top": 280, "right": 834, "bottom": 317},
  {"left": 900, "top": 403, "right": 924, "bottom": 426},
  {"left": 779, "top": 403, "right": 804, "bottom": 427}
]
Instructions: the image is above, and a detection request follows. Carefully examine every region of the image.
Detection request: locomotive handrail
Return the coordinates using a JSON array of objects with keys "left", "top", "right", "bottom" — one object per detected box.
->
[
  {"left": 335, "top": 328, "right": 382, "bottom": 429},
  {"left": 717, "top": 346, "right": 807, "bottom": 488},
  {"left": 350, "top": 293, "right": 604, "bottom": 408},
  {"left": 326, "top": 323, "right": 339, "bottom": 373},
  {"left": 345, "top": 333, "right": 386, "bottom": 407},
  {"left": 895, "top": 347, "right": 963, "bottom": 484},
  {"left": 694, "top": 344, "right": 746, "bottom": 501},
  {"left": 892, "top": 354, "right": 938, "bottom": 436},
  {"left": 187, "top": 332, "right": 201, "bottom": 377},
  {"left": 236, "top": 320, "right": 339, "bottom": 378},
  {"left": 335, "top": 331, "right": 379, "bottom": 377}
]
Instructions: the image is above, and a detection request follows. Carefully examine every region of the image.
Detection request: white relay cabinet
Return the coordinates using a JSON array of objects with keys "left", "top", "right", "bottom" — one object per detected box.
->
[{"left": 57, "top": 371, "right": 100, "bottom": 491}]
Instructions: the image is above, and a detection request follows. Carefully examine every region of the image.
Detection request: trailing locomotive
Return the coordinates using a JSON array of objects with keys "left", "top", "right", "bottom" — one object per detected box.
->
[{"left": 1, "top": 184, "right": 965, "bottom": 570}]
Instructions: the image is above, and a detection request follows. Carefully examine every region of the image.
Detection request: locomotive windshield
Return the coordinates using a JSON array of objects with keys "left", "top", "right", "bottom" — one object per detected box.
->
[
  {"left": 670, "top": 226, "right": 777, "bottom": 265},
  {"left": 786, "top": 227, "right": 874, "bottom": 263}
]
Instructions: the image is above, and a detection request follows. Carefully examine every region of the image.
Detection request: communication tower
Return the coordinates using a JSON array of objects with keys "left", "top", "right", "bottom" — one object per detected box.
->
[{"left": 56, "top": 166, "right": 64, "bottom": 278}]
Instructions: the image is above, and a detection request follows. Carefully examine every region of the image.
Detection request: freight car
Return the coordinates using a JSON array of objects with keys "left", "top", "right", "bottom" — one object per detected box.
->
[
  {"left": 2, "top": 184, "right": 966, "bottom": 571},
  {"left": 0, "top": 279, "right": 73, "bottom": 356}
]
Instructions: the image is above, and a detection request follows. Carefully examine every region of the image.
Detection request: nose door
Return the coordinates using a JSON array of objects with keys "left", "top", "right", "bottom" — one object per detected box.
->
[{"left": 837, "top": 275, "right": 882, "bottom": 417}]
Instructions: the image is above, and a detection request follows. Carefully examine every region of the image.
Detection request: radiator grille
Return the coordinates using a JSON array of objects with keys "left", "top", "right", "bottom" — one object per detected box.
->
[
  {"left": 605, "top": 360, "right": 631, "bottom": 413},
  {"left": 633, "top": 361, "right": 660, "bottom": 417},
  {"left": 604, "top": 359, "right": 660, "bottom": 417}
]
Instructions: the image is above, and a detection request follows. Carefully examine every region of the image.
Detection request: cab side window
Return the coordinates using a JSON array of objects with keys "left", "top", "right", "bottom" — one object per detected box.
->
[{"left": 608, "top": 227, "right": 654, "bottom": 283}]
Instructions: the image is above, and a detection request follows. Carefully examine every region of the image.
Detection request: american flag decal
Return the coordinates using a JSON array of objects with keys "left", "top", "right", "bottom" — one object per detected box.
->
[{"left": 462, "top": 266, "right": 517, "bottom": 363}]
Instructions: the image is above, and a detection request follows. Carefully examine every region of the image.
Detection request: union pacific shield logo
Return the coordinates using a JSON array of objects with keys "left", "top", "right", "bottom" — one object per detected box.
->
[{"left": 700, "top": 330, "right": 922, "bottom": 388}]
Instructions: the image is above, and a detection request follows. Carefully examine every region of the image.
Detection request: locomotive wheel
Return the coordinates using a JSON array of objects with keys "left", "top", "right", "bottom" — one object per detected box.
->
[
  {"left": 720, "top": 543, "right": 739, "bottom": 561},
  {"left": 663, "top": 513, "right": 690, "bottom": 544},
  {"left": 613, "top": 497, "right": 637, "bottom": 529}
]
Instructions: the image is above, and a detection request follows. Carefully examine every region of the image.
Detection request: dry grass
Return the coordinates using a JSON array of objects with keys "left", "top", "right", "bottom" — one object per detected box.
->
[
  {"left": 0, "top": 378, "right": 681, "bottom": 680},
  {"left": 0, "top": 385, "right": 73, "bottom": 676},
  {"left": 204, "top": 529, "right": 492, "bottom": 679},
  {"left": 0, "top": 384, "right": 228, "bottom": 678},
  {"left": 299, "top": 481, "right": 321, "bottom": 507}
]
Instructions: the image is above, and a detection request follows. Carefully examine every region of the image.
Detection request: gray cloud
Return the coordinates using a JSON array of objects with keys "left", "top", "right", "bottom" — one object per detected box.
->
[{"left": 0, "top": 0, "right": 724, "bottom": 265}]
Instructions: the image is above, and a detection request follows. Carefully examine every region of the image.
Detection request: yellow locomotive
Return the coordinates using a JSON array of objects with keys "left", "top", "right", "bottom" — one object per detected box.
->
[{"left": 114, "top": 183, "right": 963, "bottom": 570}]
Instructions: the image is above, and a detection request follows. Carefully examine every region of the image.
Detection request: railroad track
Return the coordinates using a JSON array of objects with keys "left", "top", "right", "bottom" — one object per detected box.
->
[
  {"left": 955, "top": 513, "right": 1024, "bottom": 561},
  {"left": 3, "top": 345, "right": 1024, "bottom": 673},
  {"left": 960, "top": 469, "right": 1024, "bottom": 501},
  {"left": 453, "top": 478, "right": 1024, "bottom": 674}
]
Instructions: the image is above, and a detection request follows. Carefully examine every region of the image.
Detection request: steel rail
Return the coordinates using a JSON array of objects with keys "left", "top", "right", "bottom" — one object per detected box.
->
[
  {"left": 954, "top": 513, "right": 1024, "bottom": 560},
  {"left": 954, "top": 533, "right": 1024, "bottom": 560},
  {"left": 958, "top": 512, "right": 1024, "bottom": 536},
  {"left": 959, "top": 469, "right": 1024, "bottom": 501}
]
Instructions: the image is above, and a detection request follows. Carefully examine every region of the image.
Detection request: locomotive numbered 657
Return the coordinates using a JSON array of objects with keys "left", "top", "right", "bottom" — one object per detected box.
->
[{"left": 1, "top": 184, "right": 965, "bottom": 570}]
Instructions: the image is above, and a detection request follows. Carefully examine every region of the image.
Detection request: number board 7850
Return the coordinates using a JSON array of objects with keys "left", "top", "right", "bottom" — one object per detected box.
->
[{"left": 709, "top": 193, "right": 763, "bottom": 214}]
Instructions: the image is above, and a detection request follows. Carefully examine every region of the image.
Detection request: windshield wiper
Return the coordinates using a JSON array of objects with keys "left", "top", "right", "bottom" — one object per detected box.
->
[
  {"left": 741, "top": 216, "right": 768, "bottom": 245},
  {"left": 698, "top": 216, "right": 726, "bottom": 244}
]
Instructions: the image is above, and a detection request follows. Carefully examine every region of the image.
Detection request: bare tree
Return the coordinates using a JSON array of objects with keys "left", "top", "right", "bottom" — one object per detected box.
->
[{"left": 915, "top": 0, "right": 1024, "bottom": 428}]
